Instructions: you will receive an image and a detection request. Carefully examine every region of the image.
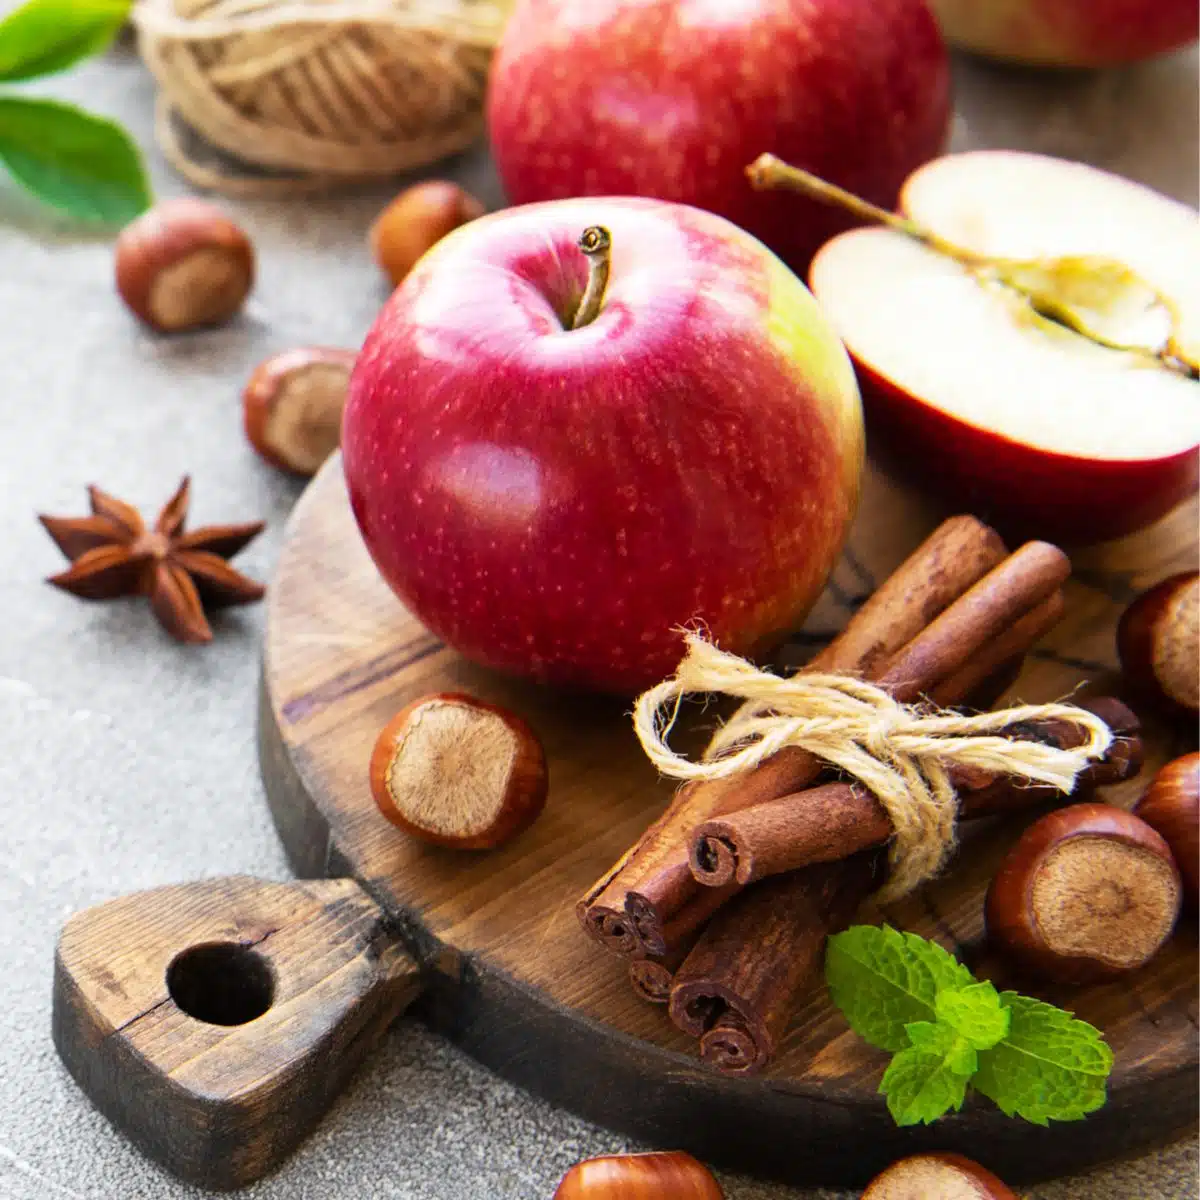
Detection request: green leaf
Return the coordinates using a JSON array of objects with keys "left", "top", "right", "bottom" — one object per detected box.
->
[
  {"left": 935, "top": 982, "right": 1011, "bottom": 1051},
  {"left": 0, "top": 0, "right": 130, "bottom": 82},
  {"left": 825, "top": 924, "right": 974, "bottom": 1052},
  {"left": 974, "top": 993, "right": 1114, "bottom": 1126},
  {"left": 879, "top": 1024, "right": 971, "bottom": 1126},
  {"left": 0, "top": 96, "right": 150, "bottom": 223}
]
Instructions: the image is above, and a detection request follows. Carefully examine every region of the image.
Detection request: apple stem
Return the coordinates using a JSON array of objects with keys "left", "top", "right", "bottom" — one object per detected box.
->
[
  {"left": 745, "top": 153, "right": 970, "bottom": 261},
  {"left": 570, "top": 226, "right": 612, "bottom": 330}
]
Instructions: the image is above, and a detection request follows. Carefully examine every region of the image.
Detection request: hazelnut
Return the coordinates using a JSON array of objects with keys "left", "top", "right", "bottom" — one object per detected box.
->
[
  {"left": 369, "top": 692, "right": 547, "bottom": 850},
  {"left": 986, "top": 802, "right": 1182, "bottom": 984},
  {"left": 553, "top": 1151, "right": 724, "bottom": 1199},
  {"left": 1117, "top": 571, "right": 1199, "bottom": 721},
  {"left": 243, "top": 347, "right": 357, "bottom": 476},
  {"left": 369, "top": 180, "right": 485, "bottom": 287},
  {"left": 860, "top": 1152, "right": 1017, "bottom": 1199},
  {"left": 115, "top": 197, "right": 255, "bottom": 332},
  {"left": 1135, "top": 752, "right": 1200, "bottom": 907}
]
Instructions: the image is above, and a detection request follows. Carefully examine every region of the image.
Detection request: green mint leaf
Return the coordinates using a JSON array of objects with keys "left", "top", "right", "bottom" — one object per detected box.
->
[
  {"left": 0, "top": 96, "right": 150, "bottom": 223},
  {"left": 879, "top": 1025, "right": 971, "bottom": 1126},
  {"left": 905, "top": 1021, "right": 977, "bottom": 1077},
  {"left": 0, "top": 0, "right": 130, "bottom": 82},
  {"left": 935, "top": 982, "right": 1011, "bottom": 1051},
  {"left": 825, "top": 924, "right": 974, "bottom": 1052},
  {"left": 974, "top": 993, "right": 1114, "bottom": 1126}
]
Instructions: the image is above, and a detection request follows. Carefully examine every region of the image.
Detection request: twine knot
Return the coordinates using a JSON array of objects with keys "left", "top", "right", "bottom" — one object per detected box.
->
[{"left": 633, "top": 634, "right": 1113, "bottom": 901}]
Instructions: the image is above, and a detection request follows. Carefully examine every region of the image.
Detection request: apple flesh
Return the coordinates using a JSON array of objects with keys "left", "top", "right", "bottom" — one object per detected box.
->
[
  {"left": 342, "top": 197, "right": 863, "bottom": 695},
  {"left": 928, "top": 0, "right": 1198, "bottom": 67},
  {"left": 486, "top": 0, "right": 950, "bottom": 274},
  {"left": 810, "top": 151, "right": 1200, "bottom": 545}
]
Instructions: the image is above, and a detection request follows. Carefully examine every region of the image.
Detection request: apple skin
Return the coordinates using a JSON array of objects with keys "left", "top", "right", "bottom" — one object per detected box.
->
[
  {"left": 342, "top": 196, "right": 863, "bottom": 695},
  {"left": 486, "top": 0, "right": 950, "bottom": 274},
  {"left": 928, "top": 0, "right": 1198, "bottom": 67},
  {"left": 852, "top": 356, "right": 1200, "bottom": 546}
]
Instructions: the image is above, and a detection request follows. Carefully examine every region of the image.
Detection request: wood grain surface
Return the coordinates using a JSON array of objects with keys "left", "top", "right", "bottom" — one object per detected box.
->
[
  {"left": 52, "top": 875, "right": 421, "bottom": 1190},
  {"left": 258, "top": 453, "right": 1198, "bottom": 1188}
]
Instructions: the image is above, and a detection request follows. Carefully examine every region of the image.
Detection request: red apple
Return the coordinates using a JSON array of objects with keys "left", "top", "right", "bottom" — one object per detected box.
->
[
  {"left": 486, "top": 0, "right": 950, "bottom": 274},
  {"left": 928, "top": 0, "right": 1198, "bottom": 67},
  {"left": 809, "top": 150, "right": 1200, "bottom": 545},
  {"left": 342, "top": 197, "right": 863, "bottom": 695}
]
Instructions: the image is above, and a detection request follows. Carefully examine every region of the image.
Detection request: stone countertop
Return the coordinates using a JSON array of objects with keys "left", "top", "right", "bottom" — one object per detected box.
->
[{"left": 0, "top": 35, "right": 1196, "bottom": 1200}]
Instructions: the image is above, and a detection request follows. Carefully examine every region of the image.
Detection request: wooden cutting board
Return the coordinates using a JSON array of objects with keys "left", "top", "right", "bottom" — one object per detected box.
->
[
  {"left": 52, "top": 452, "right": 1197, "bottom": 1191},
  {"left": 254, "top": 454, "right": 1197, "bottom": 1188}
]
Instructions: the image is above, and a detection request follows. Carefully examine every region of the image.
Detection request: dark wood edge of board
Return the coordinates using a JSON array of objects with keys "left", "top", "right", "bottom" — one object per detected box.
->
[{"left": 254, "top": 668, "right": 1199, "bottom": 1188}]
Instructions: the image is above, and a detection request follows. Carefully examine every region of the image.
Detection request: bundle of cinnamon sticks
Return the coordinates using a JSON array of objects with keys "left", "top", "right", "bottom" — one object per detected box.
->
[{"left": 578, "top": 516, "right": 1143, "bottom": 1074}]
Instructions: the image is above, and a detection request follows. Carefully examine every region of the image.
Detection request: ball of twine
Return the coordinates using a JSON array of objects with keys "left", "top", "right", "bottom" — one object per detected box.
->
[{"left": 132, "top": 0, "right": 511, "bottom": 194}]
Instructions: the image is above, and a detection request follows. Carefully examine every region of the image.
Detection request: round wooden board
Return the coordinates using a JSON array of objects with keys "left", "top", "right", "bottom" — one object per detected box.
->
[{"left": 259, "top": 454, "right": 1198, "bottom": 1189}]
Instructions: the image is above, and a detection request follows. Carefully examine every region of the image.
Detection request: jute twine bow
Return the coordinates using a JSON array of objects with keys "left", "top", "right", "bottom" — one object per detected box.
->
[
  {"left": 633, "top": 634, "right": 1114, "bottom": 901},
  {"left": 133, "top": 0, "right": 510, "bottom": 195}
]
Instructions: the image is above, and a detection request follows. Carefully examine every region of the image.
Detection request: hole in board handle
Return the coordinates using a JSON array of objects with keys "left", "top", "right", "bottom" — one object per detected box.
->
[{"left": 166, "top": 942, "right": 275, "bottom": 1026}]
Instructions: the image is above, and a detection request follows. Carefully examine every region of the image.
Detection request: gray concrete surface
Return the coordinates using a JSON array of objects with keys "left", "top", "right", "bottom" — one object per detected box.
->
[{"left": 0, "top": 35, "right": 1196, "bottom": 1200}]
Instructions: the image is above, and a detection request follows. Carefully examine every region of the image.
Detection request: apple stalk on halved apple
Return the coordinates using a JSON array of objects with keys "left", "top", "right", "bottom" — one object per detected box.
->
[
  {"left": 342, "top": 197, "right": 864, "bottom": 695},
  {"left": 748, "top": 152, "right": 1200, "bottom": 544}
]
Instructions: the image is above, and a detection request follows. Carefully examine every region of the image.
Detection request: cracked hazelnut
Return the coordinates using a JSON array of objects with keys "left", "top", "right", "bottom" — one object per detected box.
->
[
  {"left": 243, "top": 346, "right": 357, "bottom": 476},
  {"left": 370, "top": 180, "right": 485, "bottom": 287},
  {"left": 116, "top": 198, "right": 255, "bottom": 332},
  {"left": 370, "top": 692, "right": 547, "bottom": 850},
  {"left": 986, "top": 802, "right": 1182, "bottom": 984}
]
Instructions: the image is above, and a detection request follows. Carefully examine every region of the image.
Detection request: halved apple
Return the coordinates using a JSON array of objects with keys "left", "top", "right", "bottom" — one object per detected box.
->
[{"left": 810, "top": 151, "right": 1200, "bottom": 544}]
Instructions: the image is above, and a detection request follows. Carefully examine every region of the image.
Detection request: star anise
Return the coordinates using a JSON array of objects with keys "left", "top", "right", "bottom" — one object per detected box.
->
[{"left": 38, "top": 477, "right": 266, "bottom": 644}]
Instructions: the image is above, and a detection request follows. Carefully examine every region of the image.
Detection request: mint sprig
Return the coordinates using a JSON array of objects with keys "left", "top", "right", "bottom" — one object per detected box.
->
[
  {"left": 0, "top": 0, "right": 151, "bottom": 224},
  {"left": 827, "top": 925, "right": 1114, "bottom": 1128}
]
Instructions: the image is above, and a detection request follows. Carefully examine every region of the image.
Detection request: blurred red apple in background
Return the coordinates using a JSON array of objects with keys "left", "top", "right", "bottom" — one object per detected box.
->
[
  {"left": 927, "top": 0, "right": 1198, "bottom": 67},
  {"left": 342, "top": 197, "right": 863, "bottom": 694},
  {"left": 809, "top": 151, "right": 1200, "bottom": 545},
  {"left": 486, "top": 0, "right": 950, "bottom": 273}
]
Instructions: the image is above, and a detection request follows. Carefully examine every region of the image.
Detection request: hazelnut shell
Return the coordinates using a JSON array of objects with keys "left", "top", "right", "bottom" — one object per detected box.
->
[
  {"left": 553, "top": 1151, "right": 724, "bottom": 1199},
  {"left": 1117, "top": 571, "right": 1199, "bottom": 721},
  {"left": 369, "top": 691, "right": 547, "bottom": 850},
  {"left": 986, "top": 802, "right": 1182, "bottom": 984},
  {"left": 243, "top": 346, "right": 358, "bottom": 476},
  {"left": 115, "top": 198, "right": 255, "bottom": 332},
  {"left": 370, "top": 180, "right": 485, "bottom": 287},
  {"left": 1135, "top": 752, "right": 1200, "bottom": 907},
  {"left": 861, "top": 1151, "right": 1017, "bottom": 1199}
]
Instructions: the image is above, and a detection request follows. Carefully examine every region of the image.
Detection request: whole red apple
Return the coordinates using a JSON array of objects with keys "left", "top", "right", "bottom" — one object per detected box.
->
[
  {"left": 928, "top": 0, "right": 1198, "bottom": 67},
  {"left": 486, "top": 0, "right": 950, "bottom": 274},
  {"left": 342, "top": 197, "right": 863, "bottom": 694}
]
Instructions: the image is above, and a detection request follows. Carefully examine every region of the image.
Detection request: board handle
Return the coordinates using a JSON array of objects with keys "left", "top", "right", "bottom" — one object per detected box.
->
[{"left": 52, "top": 874, "right": 422, "bottom": 1190}]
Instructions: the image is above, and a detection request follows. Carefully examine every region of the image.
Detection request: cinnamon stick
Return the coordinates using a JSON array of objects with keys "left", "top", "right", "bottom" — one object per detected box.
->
[
  {"left": 669, "top": 854, "right": 880, "bottom": 1074},
  {"left": 875, "top": 541, "right": 1070, "bottom": 703},
  {"left": 577, "top": 516, "right": 1010, "bottom": 955},
  {"left": 629, "top": 940, "right": 695, "bottom": 1004},
  {"left": 929, "top": 590, "right": 1064, "bottom": 708},
  {"left": 623, "top": 537, "right": 1066, "bottom": 952},
  {"left": 688, "top": 698, "right": 1142, "bottom": 888}
]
